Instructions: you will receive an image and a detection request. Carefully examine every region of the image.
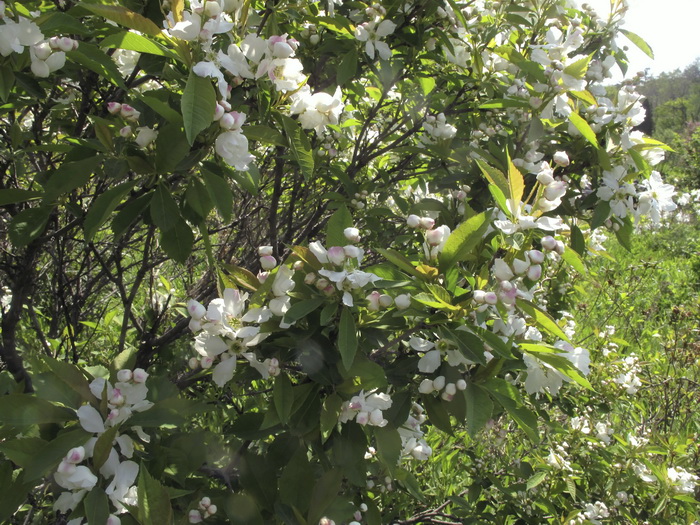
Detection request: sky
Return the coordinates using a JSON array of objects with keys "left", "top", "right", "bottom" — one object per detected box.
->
[{"left": 581, "top": 0, "right": 700, "bottom": 78}]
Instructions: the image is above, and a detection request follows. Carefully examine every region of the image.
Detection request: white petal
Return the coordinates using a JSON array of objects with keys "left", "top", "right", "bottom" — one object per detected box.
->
[
  {"left": 77, "top": 405, "right": 105, "bottom": 434},
  {"left": 212, "top": 357, "right": 237, "bottom": 387},
  {"left": 417, "top": 350, "right": 441, "bottom": 373}
]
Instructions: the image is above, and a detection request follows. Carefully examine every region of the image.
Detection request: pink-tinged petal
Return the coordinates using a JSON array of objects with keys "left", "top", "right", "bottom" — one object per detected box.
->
[
  {"left": 212, "top": 357, "right": 237, "bottom": 387},
  {"left": 77, "top": 405, "right": 105, "bottom": 434}
]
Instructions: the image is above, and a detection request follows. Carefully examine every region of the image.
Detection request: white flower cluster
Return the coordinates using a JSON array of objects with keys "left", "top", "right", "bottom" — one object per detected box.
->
[
  {"left": 398, "top": 403, "right": 432, "bottom": 460},
  {"left": 523, "top": 340, "right": 590, "bottom": 397},
  {"left": 307, "top": 229, "right": 382, "bottom": 307},
  {"left": 354, "top": 9, "right": 396, "bottom": 61},
  {"left": 406, "top": 214, "right": 451, "bottom": 261},
  {"left": 54, "top": 370, "right": 153, "bottom": 521},
  {"left": 612, "top": 353, "right": 642, "bottom": 394},
  {"left": 107, "top": 102, "right": 158, "bottom": 149},
  {"left": 0, "top": 12, "right": 75, "bottom": 78},
  {"left": 339, "top": 389, "right": 392, "bottom": 427},
  {"left": 187, "top": 288, "right": 278, "bottom": 386},
  {"left": 290, "top": 86, "right": 344, "bottom": 134},
  {"left": 422, "top": 113, "right": 457, "bottom": 141},
  {"left": 188, "top": 496, "right": 218, "bottom": 523}
]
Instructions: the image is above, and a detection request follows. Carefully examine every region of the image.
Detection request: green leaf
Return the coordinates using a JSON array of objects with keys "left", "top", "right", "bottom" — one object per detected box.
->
[
  {"left": 590, "top": 200, "right": 611, "bottom": 230},
  {"left": 439, "top": 211, "right": 490, "bottom": 271},
  {"left": 422, "top": 394, "right": 452, "bottom": 433},
  {"left": 376, "top": 248, "right": 423, "bottom": 279},
  {"left": 476, "top": 160, "right": 509, "bottom": 197},
  {"left": 283, "top": 297, "right": 325, "bottom": 325},
  {"left": 465, "top": 383, "right": 493, "bottom": 437},
  {"left": 278, "top": 114, "right": 314, "bottom": 180},
  {"left": 92, "top": 425, "right": 120, "bottom": 470},
  {"left": 8, "top": 206, "right": 52, "bottom": 247},
  {"left": 84, "top": 181, "right": 136, "bottom": 241},
  {"left": 0, "top": 394, "right": 76, "bottom": 425},
  {"left": 100, "top": 31, "right": 178, "bottom": 60},
  {"left": 516, "top": 299, "right": 570, "bottom": 342},
  {"left": 326, "top": 205, "right": 353, "bottom": 247},
  {"left": 375, "top": 427, "right": 401, "bottom": 474},
  {"left": 201, "top": 168, "right": 233, "bottom": 221},
  {"left": 507, "top": 153, "right": 525, "bottom": 208},
  {"left": 181, "top": 71, "right": 216, "bottom": 145},
  {"left": 485, "top": 378, "right": 539, "bottom": 442},
  {"left": 569, "top": 90, "right": 597, "bottom": 106},
  {"left": 338, "top": 307, "right": 358, "bottom": 370},
  {"left": 43, "top": 156, "right": 100, "bottom": 200},
  {"left": 0, "top": 461, "right": 34, "bottom": 523},
  {"left": 489, "top": 183, "right": 509, "bottom": 214},
  {"left": 85, "top": 487, "right": 110, "bottom": 525},
  {"left": 224, "top": 493, "right": 264, "bottom": 525},
  {"left": 81, "top": 4, "right": 162, "bottom": 36},
  {"left": 273, "top": 374, "right": 294, "bottom": 425},
  {"left": 614, "top": 216, "right": 633, "bottom": 252},
  {"left": 620, "top": 29, "right": 654, "bottom": 58},
  {"left": 0, "top": 65, "right": 15, "bottom": 102},
  {"left": 0, "top": 438, "right": 47, "bottom": 467},
  {"left": 0, "top": 189, "right": 42, "bottom": 207},
  {"left": 307, "top": 470, "right": 343, "bottom": 525},
  {"left": 568, "top": 111, "right": 598, "bottom": 147},
  {"left": 24, "top": 428, "right": 92, "bottom": 481},
  {"left": 138, "top": 464, "right": 173, "bottom": 525},
  {"left": 321, "top": 393, "right": 342, "bottom": 442},
  {"left": 526, "top": 471, "right": 547, "bottom": 490},
  {"left": 67, "top": 43, "right": 126, "bottom": 89},
  {"left": 418, "top": 75, "right": 436, "bottom": 96},
  {"left": 40, "top": 355, "right": 93, "bottom": 404},
  {"left": 150, "top": 184, "right": 181, "bottom": 231},
  {"left": 478, "top": 98, "right": 530, "bottom": 109},
  {"left": 561, "top": 247, "right": 586, "bottom": 274},
  {"left": 520, "top": 344, "right": 592, "bottom": 390},
  {"left": 243, "top": 125, "right": 286, "bottom": 147},
  {"left": 155, "top": 122, "right": 190, "bottom": 172},
  {"left": 337, "top": 47, "right": 358, "bottom": 86},
  {"left": 563, "top": 54, "right": 592, "bottom": 79}
]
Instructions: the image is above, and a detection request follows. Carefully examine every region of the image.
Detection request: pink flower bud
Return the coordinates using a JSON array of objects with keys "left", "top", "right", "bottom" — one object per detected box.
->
[
  {"left": 201, "top": 356, "right": 214, "bottom": 369},
  {"left": 187, "top": 299, "right": 206, "bottom": 320},
  {"left": 554, "top": 240, "right": 565, "bottom": 255},
  {"left": 441, "top": 391, "right": 454, "bottom": 401},
  {"left": 119, "top": 126, "right": 133, "bottom": 138},
  {"left": 327, "top": 246, "right": 346, "bottom": 266},
  {"left": 419, "top": 217, "right": 435, "bottom": 229},
  {"left": 407, "top": 214, "right": 421, "bottom": 228},
  {"left": 344, "top": 227, "right": 361, "bottom": 243},
  {"left": 484, "top": 292, "right": 498, "bottom": 305},
  {"left": 107, "top": 102, "right": 122, "bottom": 115},
  {"left": 199, "top": 497, "right": 211, "bottom": 510},
  {"left": 132, "top": 368, "right": 148, "bottom": 383},
  {"left": 117, "top": 369, "right": 132, "bottom": 382},
  {"left": 66, "top": 446, "right": 85, "bottom": 464},
  {"left": 528, "top": 249, "right": 545, "bottom": 264},
  {"left": 213, "top": 103, "right": 225, "bottom": 121},
  {"left": 356, "top": 411, "right": 369, "bottom": 425},
  {"left": 257, "top": 271, "right": 269, "bottom": 283},
  {"left": 219, "top": 112, "right": 235, "bottom": 129},
  {"left": 541, "top": 235, "right": 557, "bottom": 251},
  {"left": 366, "top": 291, "right": 381, "bottom": 311},
  {"left": 119, "top": 104, "right": 140, "bottom": 121},
  {"left": 527, "top": 264, "right": 542, "bottom": 280},
  {"left": 188, "top": 510, "right": 203, "bottom": 524},
  {"left": 426, "top": 228, "right": 445, "bottom": 246},
  {"left": 260, "top": 255, "right": 277, "bottom": 270},
  {"left": 106, "top": 515, "right": 121, "bottom": 525}
]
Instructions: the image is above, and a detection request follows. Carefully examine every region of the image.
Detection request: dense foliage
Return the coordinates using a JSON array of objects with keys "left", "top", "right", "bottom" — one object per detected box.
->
[{"left": 0, "top": 0, "right": 696, "bottom": 523}]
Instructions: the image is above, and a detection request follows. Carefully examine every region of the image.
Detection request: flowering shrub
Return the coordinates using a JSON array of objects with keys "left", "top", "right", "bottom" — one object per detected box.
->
[{"left": 0, "top": 0, "right": 694, "bottom": 523}]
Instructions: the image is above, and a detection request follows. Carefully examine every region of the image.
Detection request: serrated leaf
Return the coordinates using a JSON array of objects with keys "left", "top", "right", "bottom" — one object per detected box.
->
[
  {"left": 81, "top": 4, "right": 162, "bottom": 36},
  {"left": 476, "top": 159, "right": 509, "bottom": 197},
  {"left": 516, "top": 299, "right": 570, "bottom": 342},
  {"left": 85, "top": 487, "right": 110, "bottom": 525},
  {"left": 326, "top": 205, "right": 353, "bottom": 247},
  {"left": 283, "top": 297, "right": 325, "bottom": 325},
  {"left": 614, "top": 216, "right": 634, "bottom": 252},
  {"left": 92, "top": 425, "right": 120, "bottom": 470},
  {"left": 182, "top": 71, "right": 215, "bottom": 145},
  {"left": 273, "top": 374, "right": 294, "bottom": 425},
  {"left": 84, "top": 181, "right": 136, "bottom": 241},
  {"left": 620, "top": 29, "right": 654, "bottom": 58},
  {"left": 337, "top": 47, "right": 358, "bottom": 86},
  {"left": 561, "top": 247, "right": 586, "bottom": 274},
  {"left": 201, "top": 168, "right": 233, "bottom": 221},
  {"left": 440, "top": 211, "right": 490, "bottom": 271},
  {"left": 526, "top": 471, "right": 547, "bottom": 490},
  {"left": 465, "top": 383, "right": 492, "bottom": 437},
  {"left": 422, "top": 394, "right": 452, "bottom": 433},
  {"left": 338, "top": 307, "right": 358, "bottom": 371},
  {"left": 568, "top": 111, "right": 598, "bottom": 147},
  {"left": 307, "top": 470, "right": 343, "bottom": 525},
  {"left": 138, "top": 464, "right": 173, "bottom": 525},
  {"left": 376, "top": 248, "right": 423, "bottom": 279}
]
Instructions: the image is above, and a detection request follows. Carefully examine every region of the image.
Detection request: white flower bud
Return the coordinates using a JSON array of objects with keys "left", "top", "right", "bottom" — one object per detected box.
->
[
  {"left": 213, "top": 103, "right": 225, "bottom": 121},
  {"left": 394, "top": 294, "right": 411, "bottom": 310},
  {"left": 309, "top": 34, "right": 320, "bottom": 45},
  {"left": 344, "top": 227, "right": 361, "bottom": 243},
  {"left": 188, "top": 510, "right": 203, "bottom": 524},
  {"left": 528, "top": 249, "right": 545, "bottom": 264},
  {"left": 356, "top": 411, "right": 369, "bottom": 425},
  {"left": 132, "top": 368, "right": 148, "bottom": 383},
  {"left": 433, "top": 375, "right": 446, "bottom": 391},
  {"left": 553, "top": 150, "right": 570, "bottom": 167},
  {"left": 366, "top": 291, "right": 381, "bottom": 311},
  {"left": 541, "top": 236, "right": 557, "bottom": 251},
  {"left": 484, "top": 292, "right": 498, "bottom": 305},
  {"left": 199, "top": 497, "right": 211, "bottom": 510},
  {"left": 107, "top": 102, "right": 122, "bottom": 115},
  {"left": 204, "top": 1, "right": 221, "bottom": 17},
  {"left": 260, "top": 255, "right": 277, "bottom": 270},
  {"left": 419, "top": 217, "right": 435, "bottom": 229},
  {"left": 369, "top": 409, "right": 385, "bottom": 426},
  {"left": 117, "top": 369, "right": 133, "bottom": 382},
  {"left": 258, "top": 245, "right": 273, "bottom": 256},
  {"left": 304, "top": 272, "right": 317, "bottom": 285},
  {"left": 527, "top": 264, "right": 542, "bottom": 280},
  {"left": 407, "top": 214, "right": 421, "bottom": 228},
  {"left": 426, "top": 227, "right": 446, "bottom": 246},
  {"left": 379, "top": 294, "right": 393, "bottom": 308},
  {"left": 555, "top": 240, "right": 565, "bottom": 255},
  {"left": 188, "top": 357, "right": 200, "bottom": 369},
  {"left": 30, "top": 59, "right": 50, "bottom": 78},
  {"left": 512, "top": 258, "right": 530, "bottom": 275},
  {"left": 456, "top": 379, "right": 467, "bottom": 390},
  {"left": 444, "top": 382, "right": 457, "bottom": 396},
  {"left": 119, "top": 126, "right": 133, "bottom": 138},
  {"left": 201, "top": 356, "right": 214, "bottom": 369},
  {"left": 418, "top": 379, "right": 434, "bottom": 394},
  {"left": 343, "top": 245, "right": 363, "bottom": 259},
  {"left": 327, "top": 246, "right": 346, "bottom": 266},
  {"left": 33, "top": 42, "right": 52, "bottom": 61}
]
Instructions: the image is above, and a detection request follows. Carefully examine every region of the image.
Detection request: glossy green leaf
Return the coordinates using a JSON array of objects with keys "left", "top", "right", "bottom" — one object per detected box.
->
[
  {"left": 476, "top": 160, "right": 509, "bottom": 198},
  {"left": 375, "top": 427, "right": 401, "bottom": 474},
  {"left": 150, "top": 184, "right": 181, "bottom": 232},
  {"left": 337, "top": 47, "right": 358, "bottom": 86},
  {"left": 273, "top": 374, "right": 294, "bottom": 425},
  {"left": 338, "top": 307, "right": 358, "bottom": 370},
  {"left": 561, "top": 247, "right": 586, "bottom": 274},
  {"left": 278, "top": 114, "right": 314, "bottom": 180},
  {"left": 440, "top": 211, "right": 490, "bottom": 271},
  {"left": 201, "top": 168, "right": 233, "bottom": 221},
  {"left": 307, "top": 469, "right": 343, "bottom": 525},
  {"left": 101, "top": 31, "right": 178, "bottom": 60},
  {"left": 181, "top": 71, "right": 216, "bottom": 145},
  {"left": 568, "top": 111, "right": 598, "bottom": 147},
  {"left": 620, "top": 29, "right": 654, "bottom": 58},
  {"left": 283, "top": 297, "right": 325, "bottom": 325},
  {"left": 24, "top": 428, "right": 92, "bottom": 481},
  {"left": 138, "top": 464, "right": 173, "bottom": 525},
  {"left": 81, "top": 4, "right": 162, "bottom": 36}
]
